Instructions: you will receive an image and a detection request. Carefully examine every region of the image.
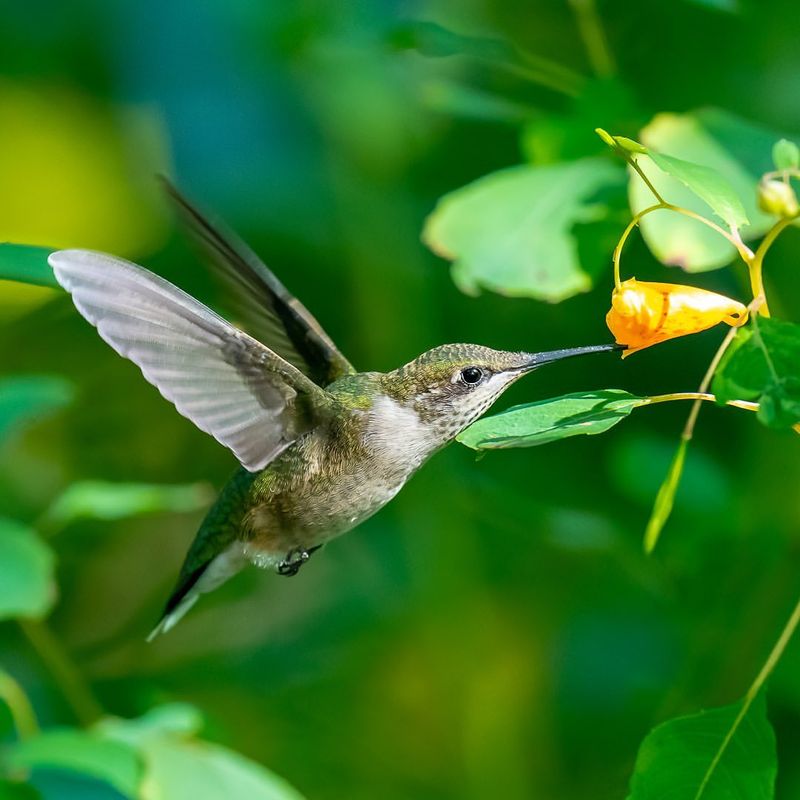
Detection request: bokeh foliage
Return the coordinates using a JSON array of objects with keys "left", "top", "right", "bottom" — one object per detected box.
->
[{"left": 3, "top": 1, "right": 800, "bottom": 798}]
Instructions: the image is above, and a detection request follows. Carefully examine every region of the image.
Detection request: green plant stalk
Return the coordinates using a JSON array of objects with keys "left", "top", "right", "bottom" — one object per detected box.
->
[
  {"left": 693, "top": 590, "right": 800, "bottom": 799},
  {"left": 0, "top": 669, "right": 39, "bottom": 740},
  {"left": 18, "top": 619, "right": 103, "bottom": 726},
  {"left": 568, "top": 0, "right": 616, "bottom": 78}
]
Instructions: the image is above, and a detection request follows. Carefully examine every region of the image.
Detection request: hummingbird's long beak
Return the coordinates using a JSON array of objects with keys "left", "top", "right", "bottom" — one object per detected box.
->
[{"left": 516, "top": 343, "right": 622, "bottom": 372}]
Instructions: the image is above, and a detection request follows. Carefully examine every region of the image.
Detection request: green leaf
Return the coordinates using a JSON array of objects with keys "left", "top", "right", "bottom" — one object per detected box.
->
[
  {"left": 137, "top": 739, "right": 306, "bottom": 800},
  {"left": 0, "top": 376, "right": 74, "bottom": 442},
  {"left": 627, "top": 694, "right": 776, "bottom": 800},
  {"left": 0, "top": 780, "right": 42, "bottom": 800},
  {"left": 424, "top": 158, "right": 624, "bottom": 302},
  {"left": 457, "top": 390, "right": 646, "bottom": 450},
  {"left": 0, "top": 245, "right": 57, "bottom": 288},
  {"left": 649, "top": 150, "right": 748, "bottom": 228},
  {"left": 0, "top": 518, "right": 56, "bottom": 620},
  {"left": 98, "top": 705, "right": 305, "bottom": 800},
  {"left": 772, "top": 138, "right": 799, "bottom": 170},
  {"left": 42, "top": 481, "right": 213, "bottom": 528},
  {"left": 626, "top": 109, "right": 778, "bottom": 271},
  {"left": 642, "top": 438, "right": 688, "bottom": 554},
  {"left": 8, "top": 729, "right": 141, "bottom": 798},
  {"left": 712, "top": 317, "right": 800, "bottom": 428}
]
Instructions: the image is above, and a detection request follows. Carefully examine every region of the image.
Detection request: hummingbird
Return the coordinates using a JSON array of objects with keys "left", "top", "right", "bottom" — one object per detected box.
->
[{"left": 48, "top": 182, "right": 618, "bottom": 638}]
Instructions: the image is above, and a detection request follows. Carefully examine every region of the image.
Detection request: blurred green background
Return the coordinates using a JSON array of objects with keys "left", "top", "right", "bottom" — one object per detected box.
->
[{"left": 2, "top": 1, "right": 800, "bottom": 798}]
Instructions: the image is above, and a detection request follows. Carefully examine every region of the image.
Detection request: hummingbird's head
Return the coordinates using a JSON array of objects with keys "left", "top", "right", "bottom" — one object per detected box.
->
[{"left": 381, "top": 342, "right": 619, "bottom": 440}]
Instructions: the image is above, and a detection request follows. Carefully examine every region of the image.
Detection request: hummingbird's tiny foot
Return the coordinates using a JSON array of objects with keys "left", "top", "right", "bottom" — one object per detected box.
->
[{"left": 277, "top": 545, "right": 322, "bottom": 577}]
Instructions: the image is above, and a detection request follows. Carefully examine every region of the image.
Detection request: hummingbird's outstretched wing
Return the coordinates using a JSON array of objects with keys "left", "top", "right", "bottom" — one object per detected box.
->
[
  {"left": 50, "top": 249, "right": 333, "bottom": 472},
  {"left": 161, "top": 178, "right": 355, "bottom": 387}
]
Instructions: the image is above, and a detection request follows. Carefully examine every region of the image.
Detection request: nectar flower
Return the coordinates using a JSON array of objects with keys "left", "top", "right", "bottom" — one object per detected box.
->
[{"left": 607, "top": 278, "right": 748, "bottom": 357}]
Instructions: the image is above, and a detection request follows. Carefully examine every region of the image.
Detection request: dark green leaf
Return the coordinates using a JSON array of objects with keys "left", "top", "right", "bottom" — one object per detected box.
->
[
  {"left": 0, "top": 376, "right": 74, "bottom": 442},
  {"left": 626, "top": 110, "right": 779, "bottom": 270},
  {"left": 642, "top": 438, "right": 688, "bottom": 553},
  {"left": 712, "top": 317, "right": 800, "bottom": 428},
  {"left": 0, "top": 780, "right": 43, "bottom": 800},
  {"left": 627, "top": 693, "right": 776, "bottom": 800},
  {"left": 424, "top": 159, "right": 624, "bottom": 302},
  {"left": 0, "top": 518, "right": 56, "bottom": 620},
  {"left": 42, "top": 481, "right": 213, "bottom": 528},
  {"left": 772, "top": 138, "right": 800, "bottom": 171},
  {"left": 8, "top": 729, "right": 141, "bottom": 798},
  {"left": 0, "top": 245, "right": 57, "bottom": 288},
  {"left": 457, "top": 390, "right": 646, "bottom": 450}
]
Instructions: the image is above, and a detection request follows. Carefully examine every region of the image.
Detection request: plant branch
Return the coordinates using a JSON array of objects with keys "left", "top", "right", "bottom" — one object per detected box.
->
[
  {"left": 18, "top": 619, "right": 103, "bottom": 727},
  {"left": 568, "top": 0, "right": 616, "bottom": 77},
  {"left": 694, "top": 589, "right": 800, "bottom": 799},
  {"left": 0, "top": 669, "right": 39, "bottom": 740}
]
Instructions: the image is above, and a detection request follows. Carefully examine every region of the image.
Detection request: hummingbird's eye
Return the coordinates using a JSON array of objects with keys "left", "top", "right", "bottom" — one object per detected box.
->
[{"left": 460, "top": 366, "right": 484, "bottom": 385}]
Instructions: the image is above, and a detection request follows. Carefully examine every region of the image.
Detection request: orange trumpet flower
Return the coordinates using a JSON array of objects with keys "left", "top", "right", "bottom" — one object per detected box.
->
[{"left": 607, "top": 278, "right": 748, "bottom": 357}]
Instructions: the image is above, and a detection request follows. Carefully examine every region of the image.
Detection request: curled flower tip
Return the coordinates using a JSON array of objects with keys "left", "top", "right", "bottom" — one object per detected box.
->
[{"left": 606, "top": 278, "right": 748, "bottom": 357}]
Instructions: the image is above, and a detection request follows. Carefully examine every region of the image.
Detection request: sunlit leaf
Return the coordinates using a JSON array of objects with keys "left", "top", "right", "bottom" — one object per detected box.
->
[
  {"left": 0, "top": 245, "right": 57, "bottom": 288},
  {"left": 138, "top": 739, "right": 305, "bottom": 800},
  {"left": 8, "top": 729, "right": 141, "bottom": 798},
  {"left": 98, "top": 705, "right": 204, "bottom": 748},
  {"left": 627, "top": 694, "right": 776, "bottom": 800},
  {"left": 0, "top": 375, "right": 74, "bottom": 442},
  {"left": 712, "top": 317, "right": 800, "bottom": 428},
  {"left": 772, "top": 138, "right": 799, "bottom": 171},
  {"left": 643, "top": 439, "right": 688, "bottom": 553},
  {"left": 627, "top": 109, "right": 778, "bottom": 270},
  {"left": 42, "top": 481, "right": 214, "bottom": 528},
  {"left": 424, "top": 158, "right": 624, "bottom": 301},
  {"left": 99, "top": 705, "right": 305, "bottom": 800},
  {"left": 0, "top": 518, "right": 56, "bottom": 620},
  {"left": 457, "top": 390, "right": 646, "bottom": 450}
]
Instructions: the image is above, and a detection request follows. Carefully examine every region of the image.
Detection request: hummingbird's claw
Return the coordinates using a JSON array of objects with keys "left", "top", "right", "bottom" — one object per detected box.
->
[{"left": 277, "top": 545, "right": 321, "bottom": 577}]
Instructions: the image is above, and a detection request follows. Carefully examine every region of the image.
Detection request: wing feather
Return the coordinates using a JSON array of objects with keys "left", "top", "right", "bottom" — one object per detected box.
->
[{"left": 49, "top": 249, "right": 331, "bottom": 471}]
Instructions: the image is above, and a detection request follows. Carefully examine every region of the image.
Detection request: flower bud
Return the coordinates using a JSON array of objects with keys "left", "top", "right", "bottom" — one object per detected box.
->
[{"left": 757, "top": 179, "right": 799, "bottom": 218}]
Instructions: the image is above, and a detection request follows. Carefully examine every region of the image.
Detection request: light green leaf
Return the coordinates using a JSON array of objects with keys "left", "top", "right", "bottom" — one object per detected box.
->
[
  {"left": 712, "top": 316, "right": 800, "bottom": 429},
  {"left": 627, "top": 694, "right": 776, "bottom": 800},
  {"left": 647, "top": 150, "right": 748, "bottom": 228},
  {"left": 627, "top": 109, "right": 778, "bottom": 270},
  {"left": 772, "top": 138, "right": 799, "bottom": 170},
  {"left": 643, "top": 438, "right": 688, "bottom": 553},
  {"left": 0, "top": 245, "right": 57, "bottom": 288},
  {"left": 424, "top": 158, "right": 624, "bottom": 301},
  {"left": 457, "top": 390, "right": 646, "bottom": 450},
  {"left": 0, "top": 518, "right": 56, "bottom": 620},
  {"left": 8, "top": 729, "right": 141, "bottom": 798},
  {"left": 42, "top": 481, "right": 213, "bottom": 528},
  {"left": 0, "top": 376, "right": 74, "bottom": 442},
  {"left": 98, "top": 705, "right": 305, "bottom": 800},
  {"left": 138, "top": 739, "right": 306, "bottom": 800},
  {"left": 98, "top": 704, "right": 204, "bottom": 748}
]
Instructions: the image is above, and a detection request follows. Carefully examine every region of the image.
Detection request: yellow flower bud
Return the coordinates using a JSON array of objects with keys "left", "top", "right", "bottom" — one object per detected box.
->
[
  {"left": 757, "top": 179, "right": 799, "bottom": 218},
  {"left": 607, "top": 278, "right": 748, "bottom": 357}
]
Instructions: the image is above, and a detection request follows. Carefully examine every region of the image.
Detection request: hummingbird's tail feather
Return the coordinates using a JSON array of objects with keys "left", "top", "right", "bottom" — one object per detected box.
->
[{"left": 147, "top": 544, "right": 247, "bottom": 641}]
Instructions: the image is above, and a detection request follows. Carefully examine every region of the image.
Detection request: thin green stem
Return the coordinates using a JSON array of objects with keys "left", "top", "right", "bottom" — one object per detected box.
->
[
  {"left": 0, "top": 669, "right": 39, "bottom": 740},
  {"left": 628, "top": 157, "right": 667, "bottom": 205},
  {"left": 18, "top": 619, "right": 103, "bottom": 726},
  {"left": 568, "top": 0, "right": 616, "bottom": 77},
  {"left": 694, "top": 590, "right": 800, "bottom": 800},
  {"left": 612, "top": 204, "right": 662, "bottom": 288},
  {"left": 748, "top": 216, "right": 799, "bottom": 317},
  {"left": 681, "top": 326, "right": 739, "bottom": 442},
  {"left": 646, "top": 392, "right": 758, "bottom": 412}
]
